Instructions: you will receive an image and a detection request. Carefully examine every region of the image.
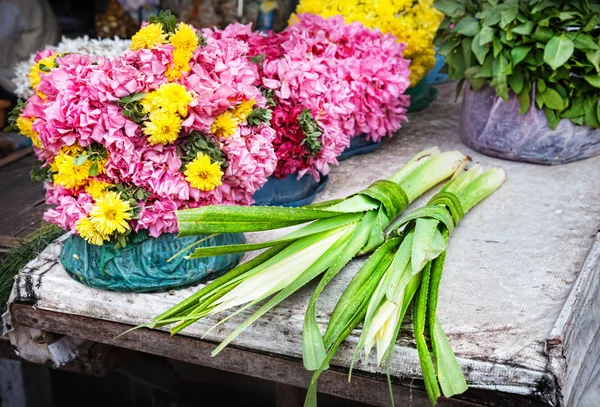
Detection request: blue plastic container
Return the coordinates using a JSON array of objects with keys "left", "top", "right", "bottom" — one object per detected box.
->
[
  {"left": 338, "top": 134, "right": 383, "bottom": 161},
  {"left": 252, "top": 173, "right": 329, "bottom": 207},
  {"left": 60, "top": 232, "right": 245, "bottom": 293},
  {"left": 425, "top": 52, "right": 449, "bottom": 85},
  {"left": 407, "top": 77, "right": 438, "bottom": 112}
]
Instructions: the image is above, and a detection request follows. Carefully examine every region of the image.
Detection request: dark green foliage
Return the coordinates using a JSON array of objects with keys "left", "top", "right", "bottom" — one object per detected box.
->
[{"left": 435, "top": 0, "right": 600, "bottom": 129}]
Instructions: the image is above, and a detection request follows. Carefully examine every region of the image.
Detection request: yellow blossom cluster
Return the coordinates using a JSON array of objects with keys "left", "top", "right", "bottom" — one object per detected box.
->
[
  {"left": 294, "top": 0, "right": 443, "bottom": 86},
  {"left": 16, "top": 116, "right": 42, "bottom": 148},
  {"left": 50, "top": 145, "right": 108, "bottom": 190},
  {"left": 141, "top": 83, "right": 193, "bottom": 144},
  {"left": 130, "top": 22, "right": 199, "bottom": 80},
  {"left": 211, "top": 99, "right": 256, "bottom": 139},
  {"left": 76, "top": 191, "right": 132, "bottom": 246}
]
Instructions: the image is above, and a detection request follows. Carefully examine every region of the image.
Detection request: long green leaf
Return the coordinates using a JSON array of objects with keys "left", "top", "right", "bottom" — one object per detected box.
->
[
  {"left": 210, "top": 227, "right": 356, "bottom": 356},
  {"left": 302, "top": 210, "right": 376, "bottom": 370},
  {"left": 187, "top": 213, "right": 362, "bottom": 258}
]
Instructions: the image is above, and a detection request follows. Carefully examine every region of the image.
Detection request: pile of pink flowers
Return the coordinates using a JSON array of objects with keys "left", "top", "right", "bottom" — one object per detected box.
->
[
  {"left": 13, "top": 12, "right": 412, "bottom": 245},
  {"left": 207, "top": 13, "right": 411, "bottom": 180},
  {"left": 16, "top": 15, "right": 276, "bottom": 244}
]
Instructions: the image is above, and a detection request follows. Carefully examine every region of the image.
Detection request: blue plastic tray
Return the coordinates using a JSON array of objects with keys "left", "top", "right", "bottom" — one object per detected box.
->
[
  {"left": 252, "top": 173, "right": 329, "bottom": 207},
  {"left": 338, "top": 134, "right": 383, "bottom": 161}
]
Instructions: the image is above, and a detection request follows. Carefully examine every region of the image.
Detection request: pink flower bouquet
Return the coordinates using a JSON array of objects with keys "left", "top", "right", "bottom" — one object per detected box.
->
[
  {"left": 10, "top": 12, "right": 276, "bottom": 248},
  {"left": 208, "top": 13, "right": 411, "bottom": 181}
]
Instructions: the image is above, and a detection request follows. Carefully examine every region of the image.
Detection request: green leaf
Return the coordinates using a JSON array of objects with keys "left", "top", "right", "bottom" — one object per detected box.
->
[
  {"left": 508, "top": 68, "right": 524, "bottom": 94},
  {"left": 562, "top": 97, "right": 585, "bottom": 119},
  {"left": 88, "top": 161, "right": 99, "bottom": 177},
  {"left": 512, "top": 21, "right": 534, "bottom": 36},
  {"left": 249, "top": 53, "right": 265, "bottom": 65},
  {"left": 72, "top": 154, "right": 88, "bottom": 167},
  {"left": 543, "top": 107, "right": 560, "bottom": 130},
  {"left": 583, "top": 74, "right": 600, "bottom": 88},
  {"left": 472, "top": 32, "right": 490, "bottom": 65},
  {"left": 517, "top": 84, "right": 531, "bottom": 114},
  {"left": 492, "top": 54, "right": 510, "bottom": 76},
  {"left": 465, "top": 67, "right": 486, "bottom": 91},
  {"left": 475, "top": 55, "right": 493, "bottom": 78},
  {"left": 454, "top": 16, "right": 480, "bottom": 36},
  {"left": 544, "top": 35, "right": 575, "bottom": 70},
  {"left": 481, "top": 6, "right": 502, "bottom": 26},
  {"left": 500, "top": 0, "right": 519, "bottom": 28},
  {"left": 492, "top": 37, "right": 503, "bottom": 57},
  {"left": 433, "top": 0, "right": 465, "bottom": 17},
  {"left": 491, "top": 75, "right": 509, "bottom": 101},
  {"left": 479, "top": 26, "right": 495, "bottom": 45},
  {"left": 587, "top": 49, "right": 600, "bottom": 72},
  {"left": 573, "top": 34, "right": 599, "bottom": 50},
  {"left": 532, "top": 26, "right": 554, "bottom": 43},
  {"left": 584, "top": 97, "right": 600, "bottom": 128},
  {"left": 511, "top": 45, "right": 532, "bottom": 66},
  {"left": 541, "top": 88, "right": 566, "bottom": 110}
]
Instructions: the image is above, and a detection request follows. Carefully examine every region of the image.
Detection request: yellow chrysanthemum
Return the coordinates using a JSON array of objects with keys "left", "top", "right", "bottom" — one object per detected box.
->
[
  {"left": 233, "top": 100, "right": 255, "bottom": 122},
  {"left": 89, "top": 191, "right": 132, "bottom": 236},
  {"left": 130, "top": 23, "right": 167, "bottom": 51},
  {"left": 142, "top": 83, "right": 193, "bottom": 116},
  {"left": 85, "top": 179, "right": 111, "bottom": 199},
  {"left": 143, "top": 110, "right": 183, "bottom": 145},
  {"left": 165, "top": 67, "right": 183, "bottom": 81},
  {"left": 16, "top": 116, "right": 42, "bottom": 148},
  {"left": 76, "top": 216, "right": 109, "bottom": 246},
  {"left": 169, "top": 23, "right": 199, "bottom": 55},
  {"left": 294, "top": 0, "right": 443, "bottom": 86},
  {"left": 27, "top": 54, "right": 58, "bottom": 90},
  {"left": 211, "top": 111, "right": 239, "bottom": 138},
  {"left": 184, "top": 152, "right": 224, "bottom": 192},
  {"left": 52, "top": 145, "right": 92, "bottom": 189}
]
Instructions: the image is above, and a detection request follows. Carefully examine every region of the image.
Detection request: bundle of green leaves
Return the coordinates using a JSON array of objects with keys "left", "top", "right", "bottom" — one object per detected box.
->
[{"left": 434, "top": 0, "right": 600, "bottom": 129}]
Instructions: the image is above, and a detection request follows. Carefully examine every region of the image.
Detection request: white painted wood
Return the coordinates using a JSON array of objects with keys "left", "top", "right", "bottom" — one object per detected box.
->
[{"left": 7, "top": 83, "right": 600, "bottom": 405}]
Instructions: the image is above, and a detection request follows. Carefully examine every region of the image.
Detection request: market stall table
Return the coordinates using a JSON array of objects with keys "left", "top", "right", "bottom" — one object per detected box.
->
[{"left": 5, "top": 84, "right": 600, "bottom": 407}]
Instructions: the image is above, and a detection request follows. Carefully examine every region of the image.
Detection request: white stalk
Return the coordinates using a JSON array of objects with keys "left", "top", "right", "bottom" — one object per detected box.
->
[{"left": 210, "top": 226, "right": 351, "bottom": 314}]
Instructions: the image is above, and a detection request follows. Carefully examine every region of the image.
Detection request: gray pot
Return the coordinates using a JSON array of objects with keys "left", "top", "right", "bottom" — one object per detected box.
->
[{"left": 459, "top": 85, "right": 600, "bottom": 164}]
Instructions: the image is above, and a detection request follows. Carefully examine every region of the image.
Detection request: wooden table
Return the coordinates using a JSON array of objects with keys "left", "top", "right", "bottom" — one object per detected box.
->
[{"left": 5, "top": 83, "right": 600, "bottom": 407}]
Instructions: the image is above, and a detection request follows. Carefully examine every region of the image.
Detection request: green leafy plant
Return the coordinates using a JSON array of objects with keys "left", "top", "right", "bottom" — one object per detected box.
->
[
  {"left": 3, "top": 100, "right": 26, "bottom": 133},
  {"left": 435, "top": 0, "right": 600, "bottom": 129}
]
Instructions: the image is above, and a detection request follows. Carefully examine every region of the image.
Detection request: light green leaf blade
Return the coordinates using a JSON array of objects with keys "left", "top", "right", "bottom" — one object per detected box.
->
[{"left": 544, "top": 35, "right": 575, "bottom": 70}]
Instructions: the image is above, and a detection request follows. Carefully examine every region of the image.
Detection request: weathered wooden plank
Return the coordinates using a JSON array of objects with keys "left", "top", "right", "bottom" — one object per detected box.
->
[{"left": 11, "top": 303, "right": 545, "bottom": 407}]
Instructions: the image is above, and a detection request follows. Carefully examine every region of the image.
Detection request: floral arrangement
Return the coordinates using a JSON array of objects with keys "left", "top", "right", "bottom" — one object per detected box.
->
[
  {"left": 12, "top": 36, "right": 132, "bottom": 99},
  {"left": 7, "top": 12, "right": 276, "bottom": 247},
  {"left": 295, "top": 0, "right": 444, "bottom": 86},
  {"left": 436, "top": 0, "right": 600, "bottom": 129},
  {"left": 208, "top": 13, "right": 411, "bottom": 180}
]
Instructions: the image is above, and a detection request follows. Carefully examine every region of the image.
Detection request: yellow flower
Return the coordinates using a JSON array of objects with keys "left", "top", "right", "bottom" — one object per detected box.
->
[
  {"left": 27, "top": 54, "right": 58, "bottom": 90},
  {"left": 211, "top": 111, "right": 239, "bottom": 138},
  {"left": 85, "top": 179, "right": 111, "bottom": 199},
  {"left": 76, "top": 216, "right": 109, "bottom": 246},
  {"left": 184, "top": 152, "right": 224, "bottom": 192},
  {"left": 173, "top": 48, "right": 193, "bottom": 72},
  {"left": 143, "top": 110, "right": 183, "bottom": 145},
  {"left": 89, "top": 191, "right": 132, "bottom": 236},
  {"left": 16, "top": 116, "right": 42, "bottom": 148},
  {"left": 142, "top": 83, "right": 193, "bottom": 116},
  {"left": 165, "top": 67, "right": 183, "bottom": 81},
  {"left": 233, "top": 100, "right": 255, "bottom": 122},
  {"left": 169, "top": 23, "right": 199, "bottom": 55},
  {"left": 52, "top": 145, "right": 92, "bottom": 189},
  {"left": 130, "top": 23, "right": 167, "bottom": 51}
]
